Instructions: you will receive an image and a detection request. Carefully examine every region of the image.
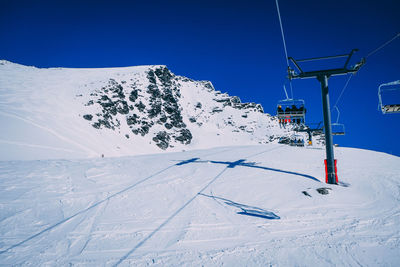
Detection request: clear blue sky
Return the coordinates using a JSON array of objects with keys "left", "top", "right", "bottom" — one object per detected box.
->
[{"left": 1, "top": 0, "right": 399, "bottom": 156}]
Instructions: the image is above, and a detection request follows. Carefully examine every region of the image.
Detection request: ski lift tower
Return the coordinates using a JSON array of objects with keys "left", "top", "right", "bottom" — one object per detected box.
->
[{"left": 287, "top": 49, "right": 365, "bottom": 184}]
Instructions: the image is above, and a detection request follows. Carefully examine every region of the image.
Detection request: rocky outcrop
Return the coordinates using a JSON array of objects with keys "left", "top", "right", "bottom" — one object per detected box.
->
[
  {"left": 84, "top": 66, "right": 194, "bottom": 150},
  {"left": 82, "top": 65, "right": 290, "bottom": 151}
]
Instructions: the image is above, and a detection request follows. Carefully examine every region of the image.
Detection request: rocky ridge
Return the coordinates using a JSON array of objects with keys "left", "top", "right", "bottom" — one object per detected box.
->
[{"left": 81, "top": 65, "right": 289, "bottom": 150}]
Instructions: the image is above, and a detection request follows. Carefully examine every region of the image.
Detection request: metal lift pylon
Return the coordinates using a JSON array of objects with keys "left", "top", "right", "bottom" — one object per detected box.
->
[{"left": 287, "top": 49, "right": 365, "bottom": 184}]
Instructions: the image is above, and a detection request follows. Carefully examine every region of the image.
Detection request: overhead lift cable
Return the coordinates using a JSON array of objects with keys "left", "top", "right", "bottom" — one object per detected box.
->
[
  {"left": 275, "top": 0, "right": 293, "bottom": 98},
  {"left": 275, "top": 0, "right": 307, "bottom": 125},
  {"left": 331, "top": 33, "right": 399, "bottom": 110},
  {"left": 332, "top": 73, "right": 353, "bottom": 110},
  {"left": 366, "top": 32, "right": 400, "bottom": 59}
]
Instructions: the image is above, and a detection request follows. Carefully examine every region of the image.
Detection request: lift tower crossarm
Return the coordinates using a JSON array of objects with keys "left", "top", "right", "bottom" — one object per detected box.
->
[
  {"left": 289, "top": 68, "right": 357, "bottom": 79},
  {"left": 286, "top": 49, "right": 365, "bottom": 184},
  {"left": 288, "top": 49, "right": 365, "bottom": 80}
]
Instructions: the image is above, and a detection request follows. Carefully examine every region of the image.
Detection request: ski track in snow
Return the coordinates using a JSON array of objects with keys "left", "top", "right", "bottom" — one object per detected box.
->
[
  {"left": 0, "top": 145, "right": 399, "bottom": 266},
  {"left": 0, "top": 110, "right": 97, "bottom": 156},
  {"left": 0, "top": 139, "right": 79, "bottom": 153},
  {"left": 0, "top": 146, "right": 237, "bottom": 257}
]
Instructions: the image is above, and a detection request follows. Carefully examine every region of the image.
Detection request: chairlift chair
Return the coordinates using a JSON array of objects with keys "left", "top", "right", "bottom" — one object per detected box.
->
[
  {"left": 331, "top": 106, "right": 345, "bottom": 136},
  {"left": 276, "top": 98, "right": 306, "bottom": 124},
  {"left": 331, "top": 123, "right": 345, "bottom": 136},
  {"left": 378, "top": 80, "right": 400, "bottom": 114},
  {"left": 294, "top": 121, "right": 323, "bottom": 145},
  {"left": 289, "top": 134, "right": 305, "bottom": 147}
]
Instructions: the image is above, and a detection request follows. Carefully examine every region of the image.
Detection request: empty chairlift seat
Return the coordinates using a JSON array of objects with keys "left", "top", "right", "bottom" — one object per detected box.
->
[{"left": 331, "top": 123, "right": 345, "bottom": 136}]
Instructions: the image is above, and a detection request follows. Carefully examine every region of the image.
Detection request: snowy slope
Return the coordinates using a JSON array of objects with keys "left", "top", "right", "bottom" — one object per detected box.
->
[
  {"left": 0, "top": 60, "right": 307, "bottom": 161},
  {"left": 0, "top": 144, "right": 399, "bottom": 266}
]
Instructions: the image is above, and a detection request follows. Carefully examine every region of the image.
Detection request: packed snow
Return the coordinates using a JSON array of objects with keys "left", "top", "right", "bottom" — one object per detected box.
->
[{"left": 1, "top": 144, "right": 399, "bottom": 266}]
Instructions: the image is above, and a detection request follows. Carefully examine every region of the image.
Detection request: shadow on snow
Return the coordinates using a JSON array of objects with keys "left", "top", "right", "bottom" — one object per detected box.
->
[
  {"left": 1, "top": 147, "right": 309, "bottom": 264},
  {"left": 176, "top": 158, "right": 320, "bottom": 182},
  {"left": 0, "top": 148, "right": 236, "bottom": 258},
  {"left": 199, "top": 193, "right": 280, "bottom": 220},
  {"left": 0, "top": 164, "right": 177, "bottom": 256}
]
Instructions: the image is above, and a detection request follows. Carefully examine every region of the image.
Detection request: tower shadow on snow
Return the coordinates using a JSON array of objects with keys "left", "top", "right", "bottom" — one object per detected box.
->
[{"left": 176, "top": 158, "right": 320, "bottom": 182}]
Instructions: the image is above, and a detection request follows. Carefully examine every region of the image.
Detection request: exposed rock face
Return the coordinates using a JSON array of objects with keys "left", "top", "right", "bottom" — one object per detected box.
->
[
  {"left": 89, "top": 79, "right": 128, "bottom": 130},
  {"left": 82, "top": 65, "right": 307, "bottom": 151},
  {"left": 84, "top": 66, "right": 193, "bottom": 150}
]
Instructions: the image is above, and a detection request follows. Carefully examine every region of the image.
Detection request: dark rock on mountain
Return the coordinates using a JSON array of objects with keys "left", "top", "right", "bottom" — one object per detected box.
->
[
  {"left": 81, "top": 65, "right": 298, "bottom": 151},
  {"left": 129, "top": 89, "right": 138, "bottom": 102},
  {"left": 83, "top": 114, "right": 93, "bottom": 121},
  {"left": 175, "top": 129, "right": 192, "bottom": 145},
  {"left": 153, "top": 131, "right": 170, "bottom": 149}
]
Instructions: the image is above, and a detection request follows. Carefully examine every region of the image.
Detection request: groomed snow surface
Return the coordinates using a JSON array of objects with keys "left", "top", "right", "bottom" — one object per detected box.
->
[{"left": 1, "top": 144, "right": 399, "bottom": 266}]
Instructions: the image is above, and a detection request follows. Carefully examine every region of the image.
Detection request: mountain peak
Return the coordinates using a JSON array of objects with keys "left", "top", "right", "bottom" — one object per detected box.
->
[{"left": 0, "top": 62, "right": 311, "bottom": 160}]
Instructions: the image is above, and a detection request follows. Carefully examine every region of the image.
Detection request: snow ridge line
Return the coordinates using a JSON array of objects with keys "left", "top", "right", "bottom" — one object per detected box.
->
[{"left": 0, "top": 147, "right": 236, "bottom": 255}]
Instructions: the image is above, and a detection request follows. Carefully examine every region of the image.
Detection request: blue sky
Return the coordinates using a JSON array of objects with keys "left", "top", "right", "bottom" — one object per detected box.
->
[{"left": 1, "top": 0, "right": 399, "bottom": 156}]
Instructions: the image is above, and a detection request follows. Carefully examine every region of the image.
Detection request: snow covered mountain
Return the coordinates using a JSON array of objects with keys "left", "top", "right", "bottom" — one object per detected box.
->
[
  {"left": 0, "top": 60, "right": 306, "bottom": 160},
  {"left": 1, "top": 60, "right": 399, "bottom": 266}
]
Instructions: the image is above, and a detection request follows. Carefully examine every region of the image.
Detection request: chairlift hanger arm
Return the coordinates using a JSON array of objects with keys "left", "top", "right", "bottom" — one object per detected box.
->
[
  {"left": 343, "top": 48, "right": 358, "bottom": 68},
  {"left": 334, "top": 106, "right": 340, "bottom": 124}
]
